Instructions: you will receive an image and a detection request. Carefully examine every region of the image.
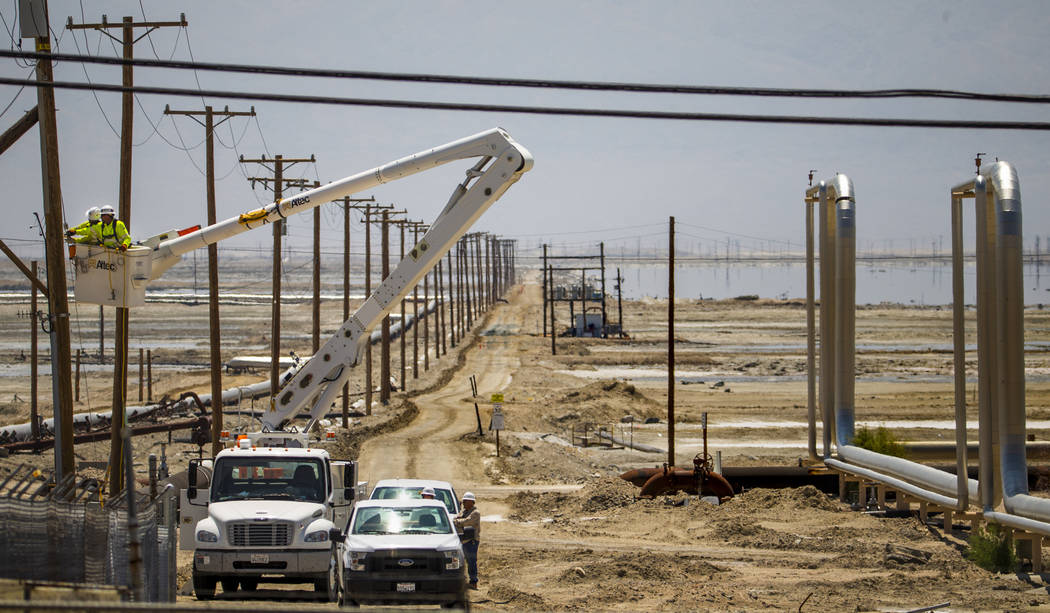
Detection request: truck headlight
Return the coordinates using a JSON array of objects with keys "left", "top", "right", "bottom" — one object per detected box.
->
[
  {"left": 304, "top": 530, "right": 329, "bottom": 543},
  {"left": 196, "top": 530, "right": 219, "bottom": 543},
  {"left": 348, "top": 551, "right": 367, "bottom": 572},
  {"left": 443, "top": 550, "right": 462, "bottom": 570}
]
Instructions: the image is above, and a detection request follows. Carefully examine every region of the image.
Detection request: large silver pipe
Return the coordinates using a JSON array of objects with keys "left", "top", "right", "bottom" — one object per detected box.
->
[
  {"left": 974, "top": 176, "right": 1002, "bottom": 509},
  {"left": 815, "top": 173, "right": 979, "bottom": 509},
  {"left": 984, "top": 161, "right": 1050, "bottom": 523},
  {"left": 804, "top": 186, "right": 820, "bottom": 463},
  {"left": 833, "top": 176, "right": 856, "bottom": 449},
  {"left": 950, "top": 181, "right": 971, "bottom": 511},
  {"left": 818, "top": 182, "right": 836, "bottom": 457}
]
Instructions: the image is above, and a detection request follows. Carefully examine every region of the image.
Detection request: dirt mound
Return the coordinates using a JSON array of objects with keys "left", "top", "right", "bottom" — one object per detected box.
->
[
  {"left": 483, "top": 582, "right": 549, "bottom": 610},
  {"left": 549, "top": 380, "right": 663, "bottom": 426},
  {"left": 489, "top": 434, "right": 606, "bottom": 485},
  {"left": 721, "top": 485, "right": 841, "bottom": 514},
  {"left": 557, "top": 551, "right": 723, "bottom": 585},
  {"left": 507, "top": 476, "right": 638, "bottom": 520},
  {"left": 577, "top": 476, "right": 639, "bottom": 513}
]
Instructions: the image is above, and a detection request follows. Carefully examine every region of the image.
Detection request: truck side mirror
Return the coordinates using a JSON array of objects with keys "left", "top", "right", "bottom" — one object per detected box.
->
[
  {"left": 187, "top": 459, "right": 199, "bottom": 500},
  {"left": 343, "top": 462, "right": 356, "bottom": 500},
  {"left": 328, "top": 528, "right": 345, "bottom": 544}
]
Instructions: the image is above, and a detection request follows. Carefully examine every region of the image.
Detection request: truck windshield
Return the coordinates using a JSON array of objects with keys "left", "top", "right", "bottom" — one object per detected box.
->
[
  {"left": 371, "top": 486, "right": 456, "bottom": 515},
  {"left": 352, "top": 506, "right": 453, "bottom": 535},
  {"left": 211, "top": 457, "right": 326, "bottom": 503}
]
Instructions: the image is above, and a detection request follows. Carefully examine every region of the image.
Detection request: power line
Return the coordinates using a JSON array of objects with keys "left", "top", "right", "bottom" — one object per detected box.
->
[
  {"left": 4, "top": 49, "right": 1050, "bottom": 104},
  {"left": 3, "top": 75, "right": 1050, "bottom": 131}
]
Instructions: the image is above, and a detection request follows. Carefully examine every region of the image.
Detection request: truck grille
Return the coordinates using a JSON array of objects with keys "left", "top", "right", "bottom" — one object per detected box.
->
[
  {"left": 370, "top": 549, "right": 441, "bottom": 573},
  {"left": 228, "top": 521, "right": 292, "bottom": 547}
]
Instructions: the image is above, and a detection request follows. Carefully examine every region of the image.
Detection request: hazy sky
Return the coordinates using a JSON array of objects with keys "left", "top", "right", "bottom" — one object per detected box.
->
[{"left": 2, "top": 0, "right": 1049, "bottom": 262}]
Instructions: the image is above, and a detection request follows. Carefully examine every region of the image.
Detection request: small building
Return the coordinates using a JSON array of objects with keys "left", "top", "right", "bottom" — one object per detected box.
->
[{"left": 573, "top": 313, "right": 604, "bottom": 338}]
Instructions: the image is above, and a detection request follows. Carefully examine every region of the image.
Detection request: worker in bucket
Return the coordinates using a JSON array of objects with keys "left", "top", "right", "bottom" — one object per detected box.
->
[
  {"left": 98, "top": 205, "right": 132, "bottom": 251},
  {"left": 65, "top": 207, "right": 103, "bottom": 244},
  {"left": 453, "top": 492, "right": 481, "bottom": 589}
]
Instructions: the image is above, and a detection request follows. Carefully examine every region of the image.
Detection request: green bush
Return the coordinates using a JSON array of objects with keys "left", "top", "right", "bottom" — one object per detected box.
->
[
  {"left": 967, "top": 524, "right": 1017, "bottom": 572},
  {"left": 852, "top": 426, "right": 907, "bottom": 457}
]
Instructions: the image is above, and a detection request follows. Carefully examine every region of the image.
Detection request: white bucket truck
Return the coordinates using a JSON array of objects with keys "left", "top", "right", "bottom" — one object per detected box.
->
[{"left": 181, "top": 432, "right": 363, "bottom": 599}]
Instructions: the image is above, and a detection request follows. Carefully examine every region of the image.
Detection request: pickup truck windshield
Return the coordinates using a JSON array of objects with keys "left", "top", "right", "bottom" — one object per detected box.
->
[
  {"left": 352, "top": 506, "right": 453, "bottom": 535},
  {"left": 211, "top": 457, "right": 326, "bottom": 503},
  {"left": 371, "top": 486, "right": 456, "bottom": 515}
]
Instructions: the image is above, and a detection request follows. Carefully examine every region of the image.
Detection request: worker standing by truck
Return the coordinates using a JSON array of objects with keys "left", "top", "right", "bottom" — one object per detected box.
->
[
  {"left": 453, "top": 492, "right": 481, "bottom": 589},
  {"left": 98, "top": 205, "right": 132, "bottom": 251}
]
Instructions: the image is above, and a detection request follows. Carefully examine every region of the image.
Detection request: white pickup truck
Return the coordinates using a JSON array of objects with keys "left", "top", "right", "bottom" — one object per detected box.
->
[
  {"left": 181, "top": 433, "right": 364, "bottom": 600},
  {"left": 331, "top": 498, "right": 468, "bottom": 609}
]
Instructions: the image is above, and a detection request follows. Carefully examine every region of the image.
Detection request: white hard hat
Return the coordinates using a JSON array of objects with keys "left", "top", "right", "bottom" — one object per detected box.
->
[
  {"left": 99, "top": 205, "right": 115, "bottom": 216},
  {"left": 421, "top": 487, "right": 435, "bottom": 496},
  {"left": 86, "top": 207, "right": 101, "bottom": 221},
  {"left": 462, "top": 492, "right": 475, "bottom": 502}
]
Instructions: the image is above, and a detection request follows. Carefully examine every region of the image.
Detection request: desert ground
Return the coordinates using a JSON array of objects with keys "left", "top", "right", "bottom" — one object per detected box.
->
[{"left": 4, "top": 268, "right": 1050, "bottom": 611}]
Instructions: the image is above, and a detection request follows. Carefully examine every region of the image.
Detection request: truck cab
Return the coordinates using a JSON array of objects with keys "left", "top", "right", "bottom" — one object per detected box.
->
[{"left": 181, "top": 433, "right": 364, "bottom": 600}]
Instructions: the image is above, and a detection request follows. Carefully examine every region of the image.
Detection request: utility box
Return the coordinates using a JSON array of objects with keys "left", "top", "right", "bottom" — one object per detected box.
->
[
  {"left": 71, "top": 245, "right": 152, "bottom": 307},
  {"left": 573, "top": 313, "right": 604, "bottom": 338}
]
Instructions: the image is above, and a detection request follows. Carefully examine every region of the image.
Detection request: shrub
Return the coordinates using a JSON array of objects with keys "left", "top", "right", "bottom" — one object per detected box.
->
[
  {"left": 967, "top": 524, "right": 1017, "bottom": 573},
  {"left": 852, "top": 426, "right": 907, "bottom": 457}
]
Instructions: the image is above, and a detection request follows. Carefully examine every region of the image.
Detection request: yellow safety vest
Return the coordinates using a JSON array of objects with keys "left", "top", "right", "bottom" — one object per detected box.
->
[{"left": 99, "top": 220, "right": 131, "bottom": 248}]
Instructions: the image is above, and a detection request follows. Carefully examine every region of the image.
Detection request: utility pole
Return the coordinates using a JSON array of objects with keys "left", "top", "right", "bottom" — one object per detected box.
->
[
  {"left": 69, "top": 10, "right": 186, "bottom": 495},
  {"left": 380, "top": 210, "right": 391, "bottom": 404},
  {"left": 22, "top": 0, "right": 75, "bottom": 480},
  {"left": 437, "top": 258, "right": 447, "bottom": 357},
  {"left": 241, "top": 154, "right": 315, "bottom": 405},
  {"left": 600, "top": 242, "right": 607, "bottom": 338},
  {"left": 410, "top": 222, "right": 422, "bottom": 379},
  {"left": 668, "top": 216, "right": 676, "bottom": 468},
  {"left": 616, "top": 267, "right": 624, "bottom": 338},
  {"left": 166, "top": 104, "right": 255, "bottom": 457},
  {"left": 31, "top": 261, "right": 39, "bottom": 440},
  {"left": 312, "top": 181, "right": 322, "bottom": 353},
  {"left": 542, "top": 244, "right": 548, "bottom": 337},
  {"left": 360, "top": 203, "right": 396, "bottom": 411},
  {"left": 336, "top": 196, "right": 374, "bottom": 425},
  {"left": 398, "top": 220, "right": 407, "bottom": 390},
  {"left": 447, "top": 250, "right": 456, "bottom": 349}
]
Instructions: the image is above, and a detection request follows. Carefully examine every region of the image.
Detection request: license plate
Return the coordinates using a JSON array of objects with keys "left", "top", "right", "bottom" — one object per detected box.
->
[
  {"left": 396, "top": 582, "right": 415, "bottom": 593},
  {"left": 250, "top": 553, "right": 269, "bottom": 564}
]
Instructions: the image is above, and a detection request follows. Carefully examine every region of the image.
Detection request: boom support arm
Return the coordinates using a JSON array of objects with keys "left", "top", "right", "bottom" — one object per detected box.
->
[
  {"left": 148, "top": 128, "right": 531, "bottom": 280},
  {"left": 256, "top": 128, "right": 532, "bottom": 431}
]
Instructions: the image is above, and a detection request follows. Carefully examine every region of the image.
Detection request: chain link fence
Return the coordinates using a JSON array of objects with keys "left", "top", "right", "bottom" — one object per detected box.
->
[{"left": 0, "top": 465, "right": 176, "bottom": 601}]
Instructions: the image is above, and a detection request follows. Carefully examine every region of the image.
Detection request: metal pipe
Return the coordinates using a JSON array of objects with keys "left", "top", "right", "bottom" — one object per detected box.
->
[
  {"left": 817, "top": 181, "right": 835, "bottom": 457},
  {"left": 803, "top": 186, "right": 820, "bottom": 463},
  {"left": 811, "top": 173, "right": 980, "bottom": 510},
  {"left": 981, "top": 161, "right": 1050, "bottom": 524},
  {"left": 833, "top": 176, "right": 856, "bottom": 450},
  {"left": 950, "top": 187, "right": 969, "bottom": 511}
]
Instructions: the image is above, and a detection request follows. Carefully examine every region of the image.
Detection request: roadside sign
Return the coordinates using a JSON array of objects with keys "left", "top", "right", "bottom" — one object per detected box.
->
[
  {"left": 490, "top": 405, "right": 505, "bottom": 431},
  {"left": 491, "top": 393, "right": 504, "bottom": 403}
]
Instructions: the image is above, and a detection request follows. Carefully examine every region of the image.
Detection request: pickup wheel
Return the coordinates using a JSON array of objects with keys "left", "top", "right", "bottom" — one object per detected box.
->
[
  {"left": 220, "top": 578, "right": 238, "bottom": 593},
  {"left": 192, "top": 570, "right": 216, "bottom": 600}
]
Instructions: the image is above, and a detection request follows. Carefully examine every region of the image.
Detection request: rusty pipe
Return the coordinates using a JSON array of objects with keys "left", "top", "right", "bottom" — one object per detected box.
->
[{"left": 637, "top": 466, "right": 733, "bottom": 499}]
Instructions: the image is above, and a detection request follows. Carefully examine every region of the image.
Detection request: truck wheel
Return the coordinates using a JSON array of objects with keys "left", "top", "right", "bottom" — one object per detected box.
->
[
  {"left": 315, "top": 567, "right": 336, "bottom": 602},
  {"left": 239, "top": 579, "right": 258, "bottom": 591},
  {"left": 192, "top": 570, "right": 216, "bottom": 600},
  {"left": 220, "top": 578, "right": 238, "bottom": 593}
]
